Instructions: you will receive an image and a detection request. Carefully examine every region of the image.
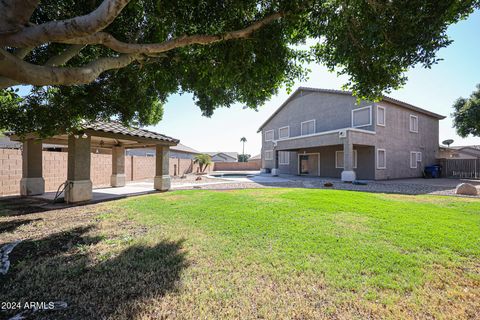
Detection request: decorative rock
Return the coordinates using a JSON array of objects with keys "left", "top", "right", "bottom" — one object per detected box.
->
[{"left": 455, "top": 183, "right": 478, "bottom": 196}]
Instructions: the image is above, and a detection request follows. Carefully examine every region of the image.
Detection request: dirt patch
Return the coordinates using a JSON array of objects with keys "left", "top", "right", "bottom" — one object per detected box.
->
[
  {"left": 157, "top": 194, "right": 190, "bottom": 201},
  {"left": 332, "top": 213, "right": 370, "bottom": 233},
  {"left": 379, "top": 193, "right": 480, "bottom": 204}
]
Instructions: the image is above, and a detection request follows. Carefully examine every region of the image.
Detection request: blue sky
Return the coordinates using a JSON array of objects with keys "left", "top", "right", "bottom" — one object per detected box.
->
[{"left": 148, "top": 9, "right": 480, "bottom": 156}]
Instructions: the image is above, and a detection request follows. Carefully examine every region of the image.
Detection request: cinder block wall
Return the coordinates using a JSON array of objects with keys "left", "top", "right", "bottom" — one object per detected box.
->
[
  {"left": 0, "top": 150, "right": 210, "bottom": 196},
  {"left": 91, "top": 153, "right": 112, "bottom": 187},
  {"left": 0, "top": 149, "right": 22, "bottom": 195},
  {"left": 213, "top": 161, "right": 261, "bottom": 171},
  {"left": 131, "top": 156, "right": 155, "bottom": 180},
  {"left": 43, "top": 151, "right": 68, "bottom": 191}
]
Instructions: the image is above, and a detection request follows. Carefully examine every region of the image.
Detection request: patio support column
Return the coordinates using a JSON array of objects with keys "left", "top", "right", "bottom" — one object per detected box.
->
[
  {"left": 154, "top": 145, "right": 171, "bottom": 191},
  {"left": 20, "top": 139, "right": 45, "bottom": 196},
  {"left": 341, "top": 131, "right": 356, "bottom": 182},
  {"left": 65, "top": 134, "right": 92, "bottom": 203},
  {"left": 110, "top": 145, "right": 126, "bottom": 187},
  {"left": 271, "top": 149, "right": 279, "bottom": 176}
]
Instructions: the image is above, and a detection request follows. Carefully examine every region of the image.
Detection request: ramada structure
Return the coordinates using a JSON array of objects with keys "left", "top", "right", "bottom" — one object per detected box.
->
[{"left": 8, "top": 122, "right": 178, "bottom": 203}]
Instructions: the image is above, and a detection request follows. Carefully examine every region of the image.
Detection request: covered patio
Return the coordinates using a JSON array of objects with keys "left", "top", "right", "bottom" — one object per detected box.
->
[
  {"left": 270, "top": 128, "right": 377, "bottom": 181},
  {"left": 8, "top": 122, "right": 178, "bottom": 203}
]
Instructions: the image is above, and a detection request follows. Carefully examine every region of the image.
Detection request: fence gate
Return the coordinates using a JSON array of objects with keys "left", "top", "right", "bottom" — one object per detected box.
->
[{"left": 441, "top": 159, "right": 480, "bottom": 179}]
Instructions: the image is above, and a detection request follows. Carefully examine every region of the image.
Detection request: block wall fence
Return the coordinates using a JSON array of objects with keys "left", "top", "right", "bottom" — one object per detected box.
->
[{"left": 0, "top": 149, "right": 213, "bottom": 196}]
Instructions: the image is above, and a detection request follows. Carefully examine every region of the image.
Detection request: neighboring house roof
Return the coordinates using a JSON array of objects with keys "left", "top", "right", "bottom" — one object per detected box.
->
[
  {"left": 257, "top": 87, "right": 446, "bottom": 132},
  {"left": 0, "top": 136, "right": 64, "bottom": 149},
  {"left": 441, "top": 145, "right": 480, "bottom": 158},
  {"left": 249, "top": 154, "right": 261, "bottom": 160},
  {"left": 85, "top": 121, "right": 179, "bottom": 144},
  {"left": 126, "top": 143, "right": 200, "bottom": 155},
  {"left": 449, "top": 145, "right": 480, "bottom": 151},
  {"left": 171, "top": 143, "right": 201, "bottom": 154},
  {"left": 205, "top": 152, "right": 238, "bottom": 160},
  {"left": 0, "top": 136, "right": 21, "bottom": 149}
]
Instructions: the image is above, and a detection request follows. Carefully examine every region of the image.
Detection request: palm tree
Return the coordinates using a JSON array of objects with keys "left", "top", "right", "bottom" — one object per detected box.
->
[
  {"left": 240, "top": 137, "right": 247, "bottom": 161},
  {"left": 194, "top": 154, "right": 212, "bottom": 173}
]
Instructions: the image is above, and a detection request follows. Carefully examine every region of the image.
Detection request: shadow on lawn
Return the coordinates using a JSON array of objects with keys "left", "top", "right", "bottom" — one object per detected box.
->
[
  {"left": 0, "top": 225, "right": 188, "bottom": 319},
  {"left": 0, "top": 197, "right": 53, "bottom": 217},
  {"left": 0, "top": 217, "right": 42, "bottom": 233}
]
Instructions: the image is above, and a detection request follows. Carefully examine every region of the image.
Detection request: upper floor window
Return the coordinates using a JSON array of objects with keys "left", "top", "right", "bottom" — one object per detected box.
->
[
  {"left": 377, "top": 105, "right": 386, "bottom": 126},
  {"left": 352, "top": 106, "right": 372, "bottom": 128},
  {"left": 265, "top": 130, "right": 274, "bottom": 141},
  {"left": 278, "top": 126, "right": 290, "bottom": 140},
  {"left": 409, "top": 115, "right": 418, "bottom": 133},
  {"left": 264, "top": 150, "right": 273, "bottom": 160},
  {"left": 335, "top": 150, "right": 357, "bottom": 169},
  {"left": 301, "top": 119, "right": 316, "bottom": 135},
  {"left": 279, "top": 151, "right": 290, "bottom": 165}
]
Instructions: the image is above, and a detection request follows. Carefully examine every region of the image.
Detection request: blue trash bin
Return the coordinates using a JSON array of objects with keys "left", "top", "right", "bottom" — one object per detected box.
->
[{"left": 424, "top": 165, "right": 441, "bottom": 178}]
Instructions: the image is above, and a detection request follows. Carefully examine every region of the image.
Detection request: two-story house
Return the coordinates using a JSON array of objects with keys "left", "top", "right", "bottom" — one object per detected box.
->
[{"left": 258, "top": 87, "right": 445, "bottom": 181}]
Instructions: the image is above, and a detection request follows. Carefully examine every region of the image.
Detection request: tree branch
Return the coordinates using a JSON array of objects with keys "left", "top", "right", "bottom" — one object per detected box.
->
[
  {"left": 45, "top": 44, "right": 85, "bottom": 67},
  {"left": 64, "top": 12, "right": 285, "bottom": 54},
  {"left": 0, "top": 48, "right": 140, "bottom": 88},
  {"left": 0, "top": 0, "right": 131, "bottom": 47},
  {"left": 0, "top": 11, "right": 284, "bottom": 89},
  {"left": 0, "top": 0, "right": 40, "bottom": 34}
]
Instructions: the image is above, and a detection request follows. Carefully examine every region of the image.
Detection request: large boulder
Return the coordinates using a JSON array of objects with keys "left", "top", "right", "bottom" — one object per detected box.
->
[{"left": 455, "top": 183, "right": 479, "bottom": 196}]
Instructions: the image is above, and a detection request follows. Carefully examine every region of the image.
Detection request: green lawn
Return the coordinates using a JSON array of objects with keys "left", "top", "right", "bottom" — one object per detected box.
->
[
  {"left": 117, "top": 189, "right": 480, "bottom": 318},
  {"left": 1, "top": 189, "right": 479, "bottom": 319}
]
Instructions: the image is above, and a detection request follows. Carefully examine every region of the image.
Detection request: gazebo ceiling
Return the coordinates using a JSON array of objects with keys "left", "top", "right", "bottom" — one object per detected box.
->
[{"left": 9, "top": 121, "right": 179, "bottom": 149}]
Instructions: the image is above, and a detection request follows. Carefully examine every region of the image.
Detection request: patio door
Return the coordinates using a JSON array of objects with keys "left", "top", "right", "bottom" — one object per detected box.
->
[{"left": 299, "top": 154, "right": 320, "bottom": 176}]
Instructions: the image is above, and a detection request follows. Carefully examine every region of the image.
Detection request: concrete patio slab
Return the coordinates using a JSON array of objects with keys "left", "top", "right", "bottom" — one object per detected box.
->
[{"left": 32, "top": 181, "right": 157, "bottom": 203}]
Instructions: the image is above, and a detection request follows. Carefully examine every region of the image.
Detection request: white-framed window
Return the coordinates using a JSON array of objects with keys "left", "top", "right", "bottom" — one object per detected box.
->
[
  {"left": 410, "top": 151, "right": 422, "bottom": 168},
  {"left": 352, "top": 106, "right": 372, "bottom": 128},
  {"left": 278, "top": 126, "right": 290, "bottom": 140},
  {"left": 279, "top": 151, "right": 290, "bottom": 165},
  {"left": 409, "top": 115, "right": 418, "bottom": 133},
  {"left": 265, "top": 130, "right": 274, "bottom": 141},
  {"left": 377, "top": 105, "right": 386, "bottom": 126},
  {"left": 335, "top": 150, "right": 357, "bottom": 169},
  {"left": 301, "top": 119, "right": 316, "bottom": 136},
  {"left": 264, "top": 150, "right": 273, "bottom": 161},
  {"left": 377, "top": 149, "right": 386, "bottom": 169}
]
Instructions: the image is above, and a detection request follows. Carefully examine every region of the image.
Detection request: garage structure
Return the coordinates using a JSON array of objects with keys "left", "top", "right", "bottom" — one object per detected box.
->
[{"left": 8, "top": 121, "right": 179, "bottom": 203}]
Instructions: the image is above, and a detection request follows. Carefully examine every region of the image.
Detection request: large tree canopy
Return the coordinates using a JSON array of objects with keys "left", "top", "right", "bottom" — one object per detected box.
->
[
  {"left": 452, "top": 84, "right": 480, "bottom": 138},
  {"left": 0, "top": 0, "right": 478, "bottom": 135}
]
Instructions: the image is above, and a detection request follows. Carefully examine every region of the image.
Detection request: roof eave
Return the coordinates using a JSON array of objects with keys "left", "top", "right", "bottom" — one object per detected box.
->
[{"left": 257, "top": 87, "right": 446, "bottom": 132}]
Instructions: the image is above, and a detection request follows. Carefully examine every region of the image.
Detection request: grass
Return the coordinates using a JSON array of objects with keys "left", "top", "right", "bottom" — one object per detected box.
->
[{"left": 1, "top": 189, "right": 479, "bottom": 319}]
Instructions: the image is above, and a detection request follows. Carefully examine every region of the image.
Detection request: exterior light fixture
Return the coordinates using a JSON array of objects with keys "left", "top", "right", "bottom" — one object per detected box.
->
[{"left": 81, "top": 133, "right": 88, "bottom": 139}]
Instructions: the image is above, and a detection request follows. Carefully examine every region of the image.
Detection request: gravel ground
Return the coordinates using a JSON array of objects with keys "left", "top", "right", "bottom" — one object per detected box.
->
[
  {"left": 173, "top": 174, "right": 480, "bottom": 198},
  {"left": 171, "top": 174, "right": 226, "bottom": 185}
]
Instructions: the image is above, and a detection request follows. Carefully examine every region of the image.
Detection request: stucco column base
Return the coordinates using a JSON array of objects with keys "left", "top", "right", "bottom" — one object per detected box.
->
[
  {"left": 341, "top": 170, "right": 356, "bottom": 182},
  {"left": 271, "top": 168, "right": 279, "bottom": 176},
  {"left": 65, "top": 180, "right": 92, "bottom": 203},
  {"left": 20, "top": 177, "right": 45, "bottom": 196},
  {"left": 110, "top": 174, "right": 126, "bottom": 187},
  {"left": 154, "top": 175, "right": 171, "bottom": 191}
]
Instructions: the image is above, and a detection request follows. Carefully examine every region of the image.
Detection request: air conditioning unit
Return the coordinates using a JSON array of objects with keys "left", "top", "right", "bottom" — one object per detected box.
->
[{"left": 338, "top": 129, "right": 347, "bottom": 138}]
